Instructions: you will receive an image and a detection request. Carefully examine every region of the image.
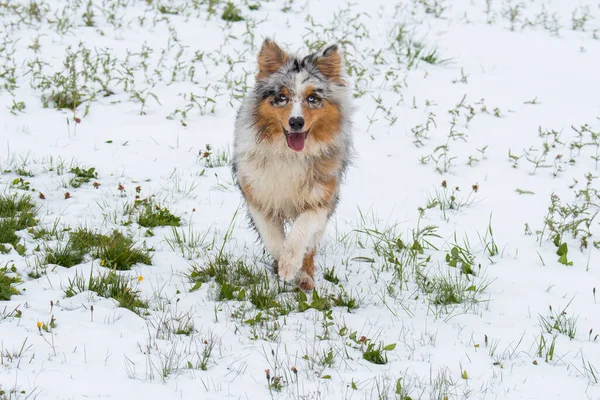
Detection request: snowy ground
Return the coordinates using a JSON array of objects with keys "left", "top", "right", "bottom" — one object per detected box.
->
[{"left": 1, "top": 0, "right": 600, "bottom": 399}]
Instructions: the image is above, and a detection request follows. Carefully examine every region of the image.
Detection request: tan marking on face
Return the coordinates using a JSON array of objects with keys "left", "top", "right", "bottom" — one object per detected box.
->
[
  {"left": 255, "top": 89, "right": 292, "bottom": 142},
  {"left": 303, "top": 86, "right": 316, "bottom": 99},
  {"left": 302, "top": 99, "right": 342, "bottom": 144},
  {"left": 257, "top": 40, "right": 289, "bottom": 80}
]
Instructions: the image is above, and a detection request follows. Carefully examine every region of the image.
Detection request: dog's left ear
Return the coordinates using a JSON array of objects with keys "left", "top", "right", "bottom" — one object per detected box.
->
[{"left": 315, "top": 45, "right": 345, "bottom": 85}]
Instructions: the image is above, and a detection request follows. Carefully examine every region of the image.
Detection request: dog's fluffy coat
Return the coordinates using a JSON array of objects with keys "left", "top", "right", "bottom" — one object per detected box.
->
[{"left": 232, "top": 39, "right": 352, "bottom": 290}]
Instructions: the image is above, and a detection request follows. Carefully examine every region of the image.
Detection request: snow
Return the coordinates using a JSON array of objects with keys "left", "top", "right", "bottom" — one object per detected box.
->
[{"left": 1, "top": 0, "right": 600, "bottom": 399}]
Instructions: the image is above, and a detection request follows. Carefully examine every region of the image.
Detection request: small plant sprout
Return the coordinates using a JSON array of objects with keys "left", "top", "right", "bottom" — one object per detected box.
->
[{"left": 539, "top": 300, "right": 578, "bottom": 340}]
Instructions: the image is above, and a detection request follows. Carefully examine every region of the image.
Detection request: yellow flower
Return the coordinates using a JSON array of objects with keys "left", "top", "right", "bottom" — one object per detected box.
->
[
  {"left": 100, "top": 259, "right": 105, "bottom": 266},
  {"left": 36, "top": 321, "right": 42, "bottom": 330},
  {"left": 137, "top": 276, "right": 144, "bottom": 282}
]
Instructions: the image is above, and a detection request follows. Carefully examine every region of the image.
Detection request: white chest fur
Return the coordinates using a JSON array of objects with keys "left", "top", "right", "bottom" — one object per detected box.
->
[{"left": 238, "top": 152, "right": 322, "bottom": 219}]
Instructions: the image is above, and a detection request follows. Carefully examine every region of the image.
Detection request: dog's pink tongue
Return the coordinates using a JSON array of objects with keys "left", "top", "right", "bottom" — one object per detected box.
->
[{"left": 287, "top": 132, "right": 305, "bottom": 152}]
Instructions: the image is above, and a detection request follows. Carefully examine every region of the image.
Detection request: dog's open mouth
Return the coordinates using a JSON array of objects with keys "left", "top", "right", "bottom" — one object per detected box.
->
[{"left": 284, "top": 129, "right": 309, "bottom": 152}]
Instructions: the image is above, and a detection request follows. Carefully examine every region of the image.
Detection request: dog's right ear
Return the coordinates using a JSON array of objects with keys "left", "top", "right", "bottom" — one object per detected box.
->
[
  {"left": 257, "top": 39, "right": 288, "bottom": 80},
  {"left": 314, "top": 44, "right": 345, "bottom": 85}
]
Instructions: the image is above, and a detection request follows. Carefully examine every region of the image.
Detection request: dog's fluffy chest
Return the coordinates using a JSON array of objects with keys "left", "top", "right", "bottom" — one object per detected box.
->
[{"left": 240, "top": 154, "right": 322, "bottom": 218}]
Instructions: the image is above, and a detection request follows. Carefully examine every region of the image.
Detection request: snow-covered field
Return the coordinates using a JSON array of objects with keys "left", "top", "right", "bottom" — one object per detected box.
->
[{"left": 1, "top": 0, "right": 600, "bottom": 399}]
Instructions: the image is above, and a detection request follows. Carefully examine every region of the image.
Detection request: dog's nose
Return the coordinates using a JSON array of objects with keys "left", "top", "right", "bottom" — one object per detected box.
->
[{"left": 288, "top": 116, "right": 305, "bottom": 132}]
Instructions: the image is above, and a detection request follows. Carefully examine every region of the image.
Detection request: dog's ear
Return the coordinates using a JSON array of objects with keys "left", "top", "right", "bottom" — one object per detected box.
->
[
  {"left": 257, "top": 39, "right": 288, "bottom": 80},
  {"left": 315, "top": 44, "right": 344, "bottom": 85}
]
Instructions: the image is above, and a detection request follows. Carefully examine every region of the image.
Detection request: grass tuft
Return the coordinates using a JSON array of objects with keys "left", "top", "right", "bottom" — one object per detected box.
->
[
  {"left": 93, "top": 231, "right": 152, "bottom": 270},
  {"left": 539, "top": 301, "right": 578, "bottom": 340},
  {"left": 45, "top": 239, "right": 86, "bottom": 268},
  {"left": 189, "top": 253, "right": 293, "bottom": 316},
  {"left": 418, "top": 272, "right": 490, "bottom": 308},
  {"left": 0, "top": 264, "right": 22, "bottom": 301},
  {"left": 45, "top": 228, "right": 151, "bottom": 270},
  {"left": 65, "top": 270, "right": 147, "bottom": 315},
  {"left": 199, "top": 145, "right": 231, "bottom": 168},
  {"left": 0, "top": 194, "right": 37, "bottom": 218},
  {"left": 0, "top": 194, "right": 38, "bottom": 248},
  {"left": 69, "top": 166, "right": 98, "bottom": 188},
  {"left": 323, "top": 266, "right": 340, "bottom": 284},
  {"left": 221, "top": 2, "right": 243, "bottom": 22},
  {"left": 135, "top": 199, "right": 181, "bottom": 228}
]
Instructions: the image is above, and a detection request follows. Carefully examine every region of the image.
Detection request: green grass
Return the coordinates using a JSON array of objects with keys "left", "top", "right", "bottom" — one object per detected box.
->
[
  {"left": 189, "top": 253, "right": 293, "bottom": 316},
  {"left": 158, "top": 5, "right": 179, "bottom": 15},
  {"left": 69, "top": 166, "right": 98, "bottom": 188},
  {"left": 323, "top": 266, "right": 340, "bottom": 284},
  {"left": 10, "top": 177, "right": 33, "bottom": 191},
  {"left": 540, "top": 178, "right": 600, "bottom": 252},
  {"left": 445, "top": 243, "right": 476, "bottom": 276},
  {"left": 165, "top": 225, "right": 213, "bottom": 260},
  {"left": 16, "top": 168, "right": 34, "bottom": 177},
  {"left": 190, "top": 254, "right": 260, "bottom": 285},
  {"left": 93, "top": 231, "right": 152, "bottom": 270},
  {"left": 249, "top": 281, "right": 281, "bottom": 310},
  {"left": 221, "top": 2, "right": 243, "bottom": 22},
  {"left": 362, "top": 342, "right": 391, "bottom": 365},
  {"left": 296, "top": 286, "right": 359, "bottom": 312},
  {"left": 346, "top": 331, "right": 396, "bottom": 365},
  {"left": 422, "top": 184, "right": 477, "bottom": 220},
  {"left": 0, "top": 194, "right": 38, "bottom": 248},
  {"left": 0, "top": 264, "right": 22, "bottom": 301},
  {"left": 539, "top": 301, "right": 578, "bottom": 340},
  {"left": 45, "top": 239, "right": 86, "bottom": 268},
  {"left": 419, "top": 48, "right": 448, "bottom": 65},
  {"left": 191, "top": 254, "right": 265, "bottom": 300},
  {"left": 297, "top": 289, "right": 333, "bottom": 312},
  {"left": 45, "top": 228, "right": 151, "bottom": 270},
  {"left": 69, "top": 228, "right": 107, "bottom": 251},
  {"left": 65, "top": 270, "right": 147, "bottom": 315},
  {"left": 354, "top": 219, "right": 440, "bottom": 287},
  {"left": 29, "top": 219, "right": 63, "bottom": 240},
  {"left": 536, "top": 333, "right": 558, "bottom": 363},
  {"left": 418, "top": 272, "right": 489, "bottom": 308},
  {"left": 0, "top": 194, "right": 36, "bottom": 218},
  {"left": 332, "top": 287, "right": 360, "bottom": 311},
  {"left": 0, "top": 212, "right": 37, "bottom": 247},
  {"left": 174, "top": 320, "right": 195, "bottom": 336},
  {"left": 199, "top": 144, "right": 232, "bottom": 168},
  {"left": 136, "top": 200, "right": 181, "bottom": 228}
]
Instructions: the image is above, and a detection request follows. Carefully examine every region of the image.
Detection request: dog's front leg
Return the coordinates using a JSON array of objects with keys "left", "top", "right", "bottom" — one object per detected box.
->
[
  {"left": 247, "top": 205, "right": 285, "bottom": 262},
  {"left": 278, "top": 208, "right": 328, "bottom": 284}
]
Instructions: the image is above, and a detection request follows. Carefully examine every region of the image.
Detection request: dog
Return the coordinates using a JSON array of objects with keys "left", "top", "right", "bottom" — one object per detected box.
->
[{"left": 232, "top": 39, "right": 353, "bottom": 291}]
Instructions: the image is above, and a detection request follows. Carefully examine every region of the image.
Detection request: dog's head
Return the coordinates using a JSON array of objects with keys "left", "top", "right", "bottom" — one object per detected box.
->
[{"left": 252, "top": 39, "right": 348, "bottom": 153}]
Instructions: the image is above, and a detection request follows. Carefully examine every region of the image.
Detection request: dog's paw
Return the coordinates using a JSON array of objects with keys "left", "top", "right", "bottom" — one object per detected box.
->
[
  {"left": 295, "top": 270, "right": 315, "bottom": 291},
  {"left": 277, "top": 255, "right": 299, "bottom": 282}
]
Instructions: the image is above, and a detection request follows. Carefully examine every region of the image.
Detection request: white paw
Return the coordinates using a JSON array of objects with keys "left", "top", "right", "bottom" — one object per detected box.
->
[{"left": 277, "top": 253, "right": 300, "bottom": 282}]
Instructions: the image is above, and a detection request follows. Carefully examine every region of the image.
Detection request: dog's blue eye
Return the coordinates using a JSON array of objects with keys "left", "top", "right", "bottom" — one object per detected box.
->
[
  {"left": 307, "top": 95, "right": 318, "bottom": 104},
  {"left": 277, "top": 94, "right": 287, "bottom": 103}
]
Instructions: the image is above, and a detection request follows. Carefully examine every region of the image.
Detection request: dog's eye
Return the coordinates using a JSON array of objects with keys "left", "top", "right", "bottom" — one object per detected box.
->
[
  {"left": 307, "top": 95, "right": 319, "bottom": 104},
  {"left": 276, "top": 94, "right": 288, "bottom": 103}
]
